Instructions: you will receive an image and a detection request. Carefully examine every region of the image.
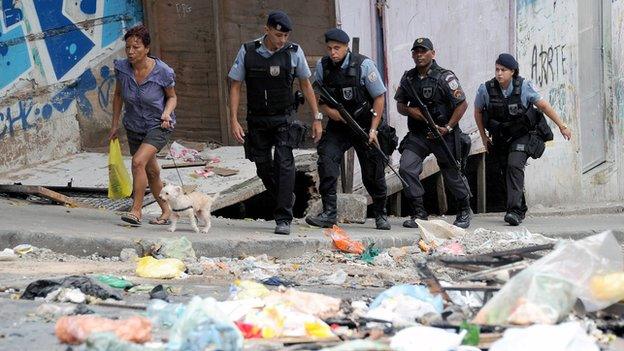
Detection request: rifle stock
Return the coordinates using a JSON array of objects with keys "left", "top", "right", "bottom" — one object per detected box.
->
[{"left": 314, "top": 81, "right": 409, "bottom": 189}]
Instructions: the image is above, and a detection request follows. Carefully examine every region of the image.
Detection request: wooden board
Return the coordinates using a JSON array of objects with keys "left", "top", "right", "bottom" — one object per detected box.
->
[
  {"left": 161, "top": 161, "right": 206, "bottom": 169},
  {"left": 0, "top": 184, "right": 92, "bottom": 208}
]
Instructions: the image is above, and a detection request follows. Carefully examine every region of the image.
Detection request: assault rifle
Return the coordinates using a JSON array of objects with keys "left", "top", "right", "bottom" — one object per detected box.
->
[
  {"left": 400, "top": 75, "right": 471, "bottom": 193},
  {"left": 314, "top": 81, "right": 409, "bottom": 189}
]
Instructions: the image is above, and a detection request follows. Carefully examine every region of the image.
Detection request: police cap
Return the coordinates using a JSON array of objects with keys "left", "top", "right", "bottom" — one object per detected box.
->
[
  {"left": 411, "top": 37, "right": 433, "bottom": 51},
  {"left": 324, "top": 28, "right": 350, "bottom": 44},
  {"left": 267, "top": 10, "right": 292, "bottom": 32}
]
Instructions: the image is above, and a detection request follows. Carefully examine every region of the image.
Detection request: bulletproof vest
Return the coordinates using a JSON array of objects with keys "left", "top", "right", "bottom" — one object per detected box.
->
[
  {"left": 404, "top": 64, "right": 454, "bottom": 133},
  {"left": 244, "top": 40, "right": 297, "bottom": 116},
  {"left": 485, "top": 77, "right": 527, "bottom": 123},
  {"left": 322, "top": 53, "right": 373, "bottom": 116}
]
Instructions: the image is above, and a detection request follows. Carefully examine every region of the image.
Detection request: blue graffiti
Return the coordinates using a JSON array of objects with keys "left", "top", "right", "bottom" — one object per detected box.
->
[
  {"left": 80, "top": 0, "right": 97, "bottom": 15},
  {"left": 0, "top": 67, "right": 103, "bottom": 140},
  {"left": 0, "top": 25, "right": 32, "bottom": 90},
  {"left": 2, "top": 0, "right": 24, "bottom": 27},
  {"left": 33, "top": 0, "right": 95, "bottom": 80},
  {"left": 102, "top": 0, "right": 142, "bottom": 47},
  {"left": 97, "top": 65, "right": 115, "bottom": 115},
  {"left": 0, "top": 99, "right": 34, "bottom": 139},
  {"left": 51, "top": 69, "right": 97, "bottom": 117}
]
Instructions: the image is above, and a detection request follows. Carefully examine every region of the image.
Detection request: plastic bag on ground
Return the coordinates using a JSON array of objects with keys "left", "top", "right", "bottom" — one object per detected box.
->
[
  {"left": 108, "top": 138, "right": 132, "bottom": 199},
  {"left": 474, "top": 231, "right": 623, "bottom": 325},
  {"left": 55, "top": 315, "right": 152, "bottom": 345},
  {"left": 85, "top": 332, "right": 165, "bottom": 351},
  {"left": 366, "top": 285, "right": 444, "bottom": 327},
  {"left": 590, "top": 272, "right": 624, "bottom": 302},
  {"left": 489, "top": 322, "right": 599, "bottom": 351},
  {"left": 136, "top": 257, "right": 186, "bottom": 279},
  {"left": 416, "top": 219, "right": 467, "bottom": 247},
  {"left": 324, "top": 269, "right": 347, "bottom": 285},
  {"left": 324, "top": 225, "right": 365, "bottom": 254},
  {"left": 262, "top": 288, "right": 341, "bottom": 319},
  {"left": 229, "top": 280, "right": 270, "bottom": 300},
  {"left": 21, "top": 275, "right": 121, "bottom": 301},
  {"left": 97, "top": 275, "right": 134, "bottom": 289},
  {"left": 390, "top": 326, "right": 465, "bottom": 351},
  {"left": 164, "top": 296, "right": 243, "bottom": 351}
]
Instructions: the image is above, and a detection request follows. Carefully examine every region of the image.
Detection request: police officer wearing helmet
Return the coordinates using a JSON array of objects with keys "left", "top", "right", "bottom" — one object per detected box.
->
[
  {"left": 474, "top": 53, "right": 572, "bottom": 226},
  {"left": 305, "top": 28, "right": 391, "bottom": 230},
  {"left": 396, "top": 37, "right": 473, "bottom": 229},
  {"left": 228, "top": 10, "right": 323, "bottom": 235}
]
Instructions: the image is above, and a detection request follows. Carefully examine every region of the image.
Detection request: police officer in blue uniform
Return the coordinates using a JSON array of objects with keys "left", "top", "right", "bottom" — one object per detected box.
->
[
  {"left": 305, "top": 28, "right": 391, "bottom": 230},
  {"left": 396, "top": 38, "right": 473, "bottom": 229},
  {"left": 474, "top": 53, "right": 572, "bottom": 225},
  {"left": 228, "top": 10, "right": 323, "bottom": 235}
]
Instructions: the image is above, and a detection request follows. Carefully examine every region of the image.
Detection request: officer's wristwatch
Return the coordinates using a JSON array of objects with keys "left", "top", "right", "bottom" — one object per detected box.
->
[
  {"left": 445, "top": 125, "right": 453, "bottom": 133},
  {"left": 314, "top": 112, "right": 323, "bottom": 121}
]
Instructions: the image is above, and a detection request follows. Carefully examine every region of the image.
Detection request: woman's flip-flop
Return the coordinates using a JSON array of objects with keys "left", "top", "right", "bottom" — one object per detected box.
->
[
  {"left": 121, "top": 213, "right": 141, "bottom": 225},
  {"left": 149, "top": 217, "right": 171, "bottom": 225}
]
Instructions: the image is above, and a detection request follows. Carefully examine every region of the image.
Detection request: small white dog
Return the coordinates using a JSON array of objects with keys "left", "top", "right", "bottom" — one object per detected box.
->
[{"left": 159, "top": 184, "right": 219, "bottom": 234}]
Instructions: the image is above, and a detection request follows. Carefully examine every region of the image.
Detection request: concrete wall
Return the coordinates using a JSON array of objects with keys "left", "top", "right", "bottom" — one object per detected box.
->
[
  {"left": 612, "top": 0, "right": 624, "bottom": 199},
  {"left": 0, "top": 0, "right": 142, "bottom": 174},
  {"left": 382, "top": 0, "right": 512, "bottom": 142},
  {"left": 517, "top": 0, "right": 624, "bottom": 206}
]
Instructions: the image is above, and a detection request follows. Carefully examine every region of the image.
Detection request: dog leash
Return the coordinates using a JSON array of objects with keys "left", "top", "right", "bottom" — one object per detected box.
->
[{"left": 171, "top": 157, "right": 187, "bottom": 194}]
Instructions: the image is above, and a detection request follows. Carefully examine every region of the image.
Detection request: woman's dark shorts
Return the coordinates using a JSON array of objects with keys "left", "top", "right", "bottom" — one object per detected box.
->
[{"left": 126, "top": 127, "right": 172, "bottom": 156}]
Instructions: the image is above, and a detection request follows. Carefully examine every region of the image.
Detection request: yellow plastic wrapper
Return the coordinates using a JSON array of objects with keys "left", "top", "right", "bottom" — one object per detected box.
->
[
  {"left": 135, "top": 256, "right": 185, "bottom": 279},
  {"left": 590, "top": 272, "right": 624, "bottom": 302},
  {"left": 231, "top": 280, "right": 270, "bottom": 300},
  {"left": 304, "top": 321, "right": 334, "bottom": 338},
  {"left": 108, "top": 139, "right": 132, "bottom": 199}
]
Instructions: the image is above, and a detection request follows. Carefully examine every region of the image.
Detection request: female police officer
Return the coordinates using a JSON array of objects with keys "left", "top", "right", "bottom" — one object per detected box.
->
[{"left": 474, "top": 53, "right": 572, "bottom": 226}]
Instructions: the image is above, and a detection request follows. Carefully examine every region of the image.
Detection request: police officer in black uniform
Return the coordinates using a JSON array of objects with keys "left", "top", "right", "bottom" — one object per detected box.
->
[
  {"left": 305, "top": 28, "right": 391, "bottom": 230},
  {"left": 396, "top": 38, "right": 473, "bottom": 229},
  {"left": 474, "top": 53, "right": 572, "bottom": 225},
  {"left": 228, "top": 11, "right": 323, "bottom": 235}
]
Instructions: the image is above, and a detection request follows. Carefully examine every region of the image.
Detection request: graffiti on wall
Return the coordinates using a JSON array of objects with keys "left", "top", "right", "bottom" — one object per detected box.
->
[
  {"left": 531, "top": 43, "right": 568, "bottom": 87},
  {"left": 0, "top": 0, "right": 142, "bottom": 140}
]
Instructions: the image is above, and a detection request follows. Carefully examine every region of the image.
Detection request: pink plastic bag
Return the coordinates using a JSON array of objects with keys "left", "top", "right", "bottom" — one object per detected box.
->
[{"left": 55, "top": 315, "right": 152, "bottom": 345}]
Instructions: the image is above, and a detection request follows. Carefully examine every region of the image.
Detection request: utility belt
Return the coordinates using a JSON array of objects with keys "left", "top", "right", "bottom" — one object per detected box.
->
[
  {"left": 243, "top": 114, "right": 308, "bottom": 162},
  {"left": 247, "top": 90, "right": 305, "bottom": 117}
]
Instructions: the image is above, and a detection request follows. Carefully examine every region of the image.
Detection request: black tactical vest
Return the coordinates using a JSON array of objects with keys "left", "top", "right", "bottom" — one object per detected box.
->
[
  {"left": 244, "top": 40, "right": 297, "bottom": 116},
  {"left": 403, "top": 62, "right": 455, "bottom": 133},
  {"left": 485, "top": 77, "right": 527, "bottom": 123},
  {"left": 321, "top": 53, "right": 373, "bottom": 117}
]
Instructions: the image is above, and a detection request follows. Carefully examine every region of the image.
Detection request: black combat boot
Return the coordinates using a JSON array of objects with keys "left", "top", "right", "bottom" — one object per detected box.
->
[
  {"left": 305, "top": 194, "right": 337, "bottom": 228},
  {"left": 504, "top": 212, "right": 522, "bottom": 226},
  {"left": 372, "top": 197, "right": 391, "bottom": 230},
  {"left": 403, "top": 197, "right": 429, "bottom": 228},
  {"left": 453, "top": 198, "right": 472, "bottom": 229}
]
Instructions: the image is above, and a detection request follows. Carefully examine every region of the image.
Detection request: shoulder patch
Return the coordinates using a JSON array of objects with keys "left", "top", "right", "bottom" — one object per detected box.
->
[
  {"left": 448, "top": 79, "right": 459, "bottom": 90},
  {"left": 367, "top": 70, "right": 378, "bottom": 82},
  {"left": 453, "top": 89, "right": 465, "bottom": 99}
]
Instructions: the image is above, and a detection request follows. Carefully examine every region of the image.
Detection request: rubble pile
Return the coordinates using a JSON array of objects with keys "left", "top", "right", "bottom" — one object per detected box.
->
[{"left": 2, "top": 229, "right": 624, "bottom": 350}]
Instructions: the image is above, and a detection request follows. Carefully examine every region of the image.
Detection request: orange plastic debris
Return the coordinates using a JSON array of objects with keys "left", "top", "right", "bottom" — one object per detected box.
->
[
  {"left": 55, "top": 315, "right": 152, "bottom": 345},
  {"left": 324, "top": 225, "right": 365, "bottom": 254}
]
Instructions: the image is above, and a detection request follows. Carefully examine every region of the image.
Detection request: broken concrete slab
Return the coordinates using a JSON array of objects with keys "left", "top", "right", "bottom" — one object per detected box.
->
[
  {"left": 0, "top": 147, "right": 317, "bottom": 215},
  {"left": 305, "top": 193, "right": 368, "bottom": 224}
]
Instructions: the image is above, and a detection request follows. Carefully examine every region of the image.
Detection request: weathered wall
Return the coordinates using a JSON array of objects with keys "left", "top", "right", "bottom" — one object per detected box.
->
[
  {"left": 0, "top": 0, "right": 142, "bottom": 174},
  {"left": 382, "top": 0, "right": 512, "bottom": 143},
  {"left": 517, "top": 0, "right": 624, "bottom": 206},
  {"left": 612, "top": 0, "right": 624, "bottom": 199}
]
